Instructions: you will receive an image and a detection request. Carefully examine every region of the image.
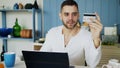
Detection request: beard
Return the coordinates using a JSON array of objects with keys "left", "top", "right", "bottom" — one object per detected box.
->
[{"left": 62, "top": 20, "right": 78, "bottom": 29}]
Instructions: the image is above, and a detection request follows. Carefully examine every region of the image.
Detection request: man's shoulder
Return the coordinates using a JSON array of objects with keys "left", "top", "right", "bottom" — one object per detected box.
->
[
  {"left": 47, "top": 25, "right": 62, "bottom": 35},
  {"left": 49, "top": 25, "right": 63, "bottom": 32}
]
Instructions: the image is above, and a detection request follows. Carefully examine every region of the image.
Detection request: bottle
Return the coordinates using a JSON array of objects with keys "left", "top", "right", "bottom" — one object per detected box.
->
[
  {"left": 13, "top": 18, "right": 21, "bottom": 37},
  {"left": 33, "top": 0, "right": 39, "bottom": 9},
  {"left": 0, "top": 45, "right": 5, "bottom": 61},
  {"left": 113, "top": 24, "right": 117, "bottom": 35},
  {"left": 18, "top": 3, "right": 23, "bottom": 9},
  {"left": 13, "top": 3, "right": 19, "bottom": 10}
]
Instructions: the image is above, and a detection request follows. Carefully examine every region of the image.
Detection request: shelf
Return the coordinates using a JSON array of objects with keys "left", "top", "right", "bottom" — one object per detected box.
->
[
  {"left": 0, "top": 9, "right": 40, "bottom": 12},
  {"left": 0, "top": 36, "right": 33, "bottom": 40},
  {"left": 0, "top": 8, "right": 42, "bottom": 52},
  {"left": 0, "top": 8, "right": 41, "bottom": 42}
]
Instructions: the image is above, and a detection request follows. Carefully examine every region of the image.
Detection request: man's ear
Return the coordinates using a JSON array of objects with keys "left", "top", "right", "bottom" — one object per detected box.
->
[{"left": 59, "top": 13, "right": 62, "bottom": 20}]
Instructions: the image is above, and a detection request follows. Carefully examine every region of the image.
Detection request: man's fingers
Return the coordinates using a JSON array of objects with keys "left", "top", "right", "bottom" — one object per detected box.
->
[{"left": 95, "top": 12, "right": 101, "bottom": 22}]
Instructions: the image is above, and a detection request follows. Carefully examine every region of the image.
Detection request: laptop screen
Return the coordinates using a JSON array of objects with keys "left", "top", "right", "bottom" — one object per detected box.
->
[{"left": 22, "top": 51, "right": 69, "bottom": 68}]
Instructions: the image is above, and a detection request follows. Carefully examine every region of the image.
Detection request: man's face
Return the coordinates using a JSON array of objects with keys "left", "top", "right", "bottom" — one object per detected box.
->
[{"left": 60, "top": 5, "right": 79, "bottom": 29}]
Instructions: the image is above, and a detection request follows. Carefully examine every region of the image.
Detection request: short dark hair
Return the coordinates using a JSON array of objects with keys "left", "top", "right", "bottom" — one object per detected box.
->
[{"left": 61, "top": 0, "right": 79, "bottom": 12}]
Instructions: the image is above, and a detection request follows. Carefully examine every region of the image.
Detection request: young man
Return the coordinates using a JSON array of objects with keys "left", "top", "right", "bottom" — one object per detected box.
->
[{"left": 40, "top": 0, "right": 103, "bottom": 67}]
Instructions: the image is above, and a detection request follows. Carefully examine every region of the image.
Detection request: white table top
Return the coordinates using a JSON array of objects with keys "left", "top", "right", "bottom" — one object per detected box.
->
[
  {"left": 2, "top": 61, "right": 101, "bottom": 68},
  {"left": 2, "top": 61, "right": 25, "bottom": 68}
]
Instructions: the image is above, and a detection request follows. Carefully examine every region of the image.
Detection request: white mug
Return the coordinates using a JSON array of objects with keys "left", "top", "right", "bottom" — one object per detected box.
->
[
  {"left": 109, "top": 59, "right": 119, "bottom": 64},
  {"left": 102, "top": 64, "right": 112, "bottom": 68},
  {"left": 102, "top": 59, "right": 120, "bottom": 68},
  {"left": 102, "top": 63, "right": 120, "bottom": 68}
]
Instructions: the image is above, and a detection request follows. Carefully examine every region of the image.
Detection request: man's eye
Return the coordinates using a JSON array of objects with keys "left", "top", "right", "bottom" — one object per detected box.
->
[
  {"left": 73, "top": 12, "right": 78, "bottom": 16},
  {"left": 64, "top": 13, "right": 69, "bottom": 16}
]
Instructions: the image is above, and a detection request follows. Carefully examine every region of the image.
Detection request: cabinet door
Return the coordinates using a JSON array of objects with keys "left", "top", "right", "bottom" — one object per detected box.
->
[
  {"left": 117, "top": 0, "right": 120, "bottom": 34},
  {"left": 101, "top": 0, "right": 109, "bottom": 27},
  {"left": 43, "top": 0, "right": 62, "bottom": 35},
  {"left": 108, "top": 0, "right": 117, "bottom": 26}
]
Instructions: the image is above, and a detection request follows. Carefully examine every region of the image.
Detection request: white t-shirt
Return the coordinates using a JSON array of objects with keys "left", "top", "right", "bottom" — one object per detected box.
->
[{"left": 40, "top": 25, "right": 101, "bottom": 67}]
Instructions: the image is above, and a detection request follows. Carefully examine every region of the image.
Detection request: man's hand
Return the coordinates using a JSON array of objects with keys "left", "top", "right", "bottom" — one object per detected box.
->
[{"left": 89, "top": 12, "right": 103, "bottom": 48}]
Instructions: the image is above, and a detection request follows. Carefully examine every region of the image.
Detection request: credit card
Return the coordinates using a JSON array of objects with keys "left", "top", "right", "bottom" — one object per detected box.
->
[{"left": 83, "top": 13, "right": 96, "bottom": 23}]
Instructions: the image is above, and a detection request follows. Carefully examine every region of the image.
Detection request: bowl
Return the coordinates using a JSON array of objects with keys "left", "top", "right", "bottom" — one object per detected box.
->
[{"left": 0, "top": 28, "right": 13, "bottom": 37}]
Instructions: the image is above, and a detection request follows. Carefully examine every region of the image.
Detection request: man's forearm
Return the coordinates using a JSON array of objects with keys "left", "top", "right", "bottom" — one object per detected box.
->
[{"left": 93, "top": 38, "right": 101, "bottom": 48}]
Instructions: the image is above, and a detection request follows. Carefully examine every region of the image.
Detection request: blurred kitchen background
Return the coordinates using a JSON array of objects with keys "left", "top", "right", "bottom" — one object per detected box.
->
[{"left": 0, "top": 0, "right": 120, "bottom": 67}]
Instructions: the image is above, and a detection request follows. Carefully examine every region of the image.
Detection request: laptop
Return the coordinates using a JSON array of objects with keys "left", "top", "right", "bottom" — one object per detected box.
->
[{"left": 22, "top": 51, "right": 71, "bottom": 68}]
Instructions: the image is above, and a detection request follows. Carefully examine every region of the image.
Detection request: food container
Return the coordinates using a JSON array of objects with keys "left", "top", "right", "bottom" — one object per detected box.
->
[
  {"left": 20, "top": 29, "right": 32, "bottom": 38},
  {"left": 33, "top": 43, "right": 43, "bottom": 51}
]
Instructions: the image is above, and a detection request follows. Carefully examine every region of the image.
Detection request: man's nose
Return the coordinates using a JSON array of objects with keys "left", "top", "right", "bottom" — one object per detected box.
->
[{"left": 68, "top": 14, "right": 73, "bottom": 19}]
